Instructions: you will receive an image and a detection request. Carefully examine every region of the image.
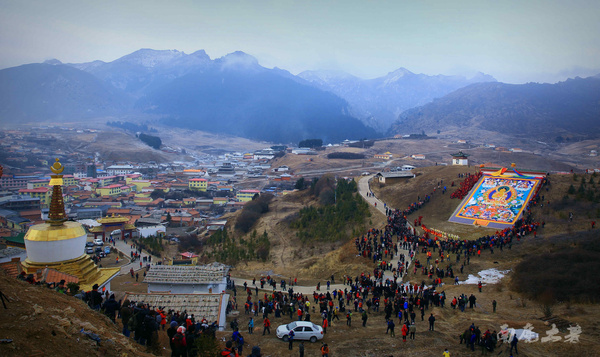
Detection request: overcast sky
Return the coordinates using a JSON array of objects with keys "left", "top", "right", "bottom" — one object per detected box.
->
[{"left": 1, "top": 0, "right": 598, "bottom": 83}]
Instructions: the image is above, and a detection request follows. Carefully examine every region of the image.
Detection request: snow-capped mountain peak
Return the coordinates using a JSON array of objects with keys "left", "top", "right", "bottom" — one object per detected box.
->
[{"left": 114, "top": 49, "right": 186, "bottom": 68}]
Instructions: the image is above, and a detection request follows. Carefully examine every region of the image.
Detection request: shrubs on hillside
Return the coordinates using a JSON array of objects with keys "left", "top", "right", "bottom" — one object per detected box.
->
[
  {"left": 137, "top": 133, "right": 162, "bottom": 149},
  {"left": 206, "top": 229, "right": 271, "bottom": 263},
  {"left": 327, "top": 152, "right": 365, "bottom": 160},
  {"left": 235, "top": 193, "right": 273, "bottom": 233},
  {"left": 511, "top": 238, "right": 600, "bottom": 303},
  {"left": 290, "top": 176, "right": 370, "bottom": 242},
  {"left": 135, "top": 235, "right": 164, "bottom": 256}
]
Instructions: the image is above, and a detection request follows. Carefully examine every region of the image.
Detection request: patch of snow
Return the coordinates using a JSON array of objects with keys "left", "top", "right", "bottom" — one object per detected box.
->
[
  {"left": 138, "top": 225, "right": 166, "bottom": 238},
  {"left": 499, "top": 328, "right": 539, "bottom": 342},
  {"left": 459, "top": 268, "right": 510, "bottom": 285},
  {"left": 77, "top": 219, "right": 101, "bottom": 227}
]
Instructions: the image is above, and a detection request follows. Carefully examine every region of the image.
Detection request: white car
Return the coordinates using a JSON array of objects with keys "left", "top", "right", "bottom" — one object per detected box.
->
[
  {"left": 93, "top": 238, "right": 104, "bottom": 246},
  {"left": 276, "top": 321, "right": 324, "bottom": 343}
]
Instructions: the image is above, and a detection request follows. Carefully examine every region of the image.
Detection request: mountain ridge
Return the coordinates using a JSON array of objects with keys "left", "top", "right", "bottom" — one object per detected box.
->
[
  {"left": 390, "top": 76, "right": 600, "bottom": 142},
  {"left": 298, "top": 68, "right": 497, "bottom": 132}
]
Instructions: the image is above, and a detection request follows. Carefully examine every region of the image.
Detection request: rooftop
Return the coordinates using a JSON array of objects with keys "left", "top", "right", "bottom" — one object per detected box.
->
[{"left": 144, "top": 263, "right": 229, "bottom": 285}]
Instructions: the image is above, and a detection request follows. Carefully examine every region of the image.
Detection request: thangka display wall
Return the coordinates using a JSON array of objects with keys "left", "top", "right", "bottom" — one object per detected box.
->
[{"left": 448, "top": 175, "right": 542, "bottom": 229}]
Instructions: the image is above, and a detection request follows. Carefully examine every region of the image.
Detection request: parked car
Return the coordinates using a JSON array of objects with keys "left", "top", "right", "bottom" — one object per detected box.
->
[
  {"left": 104, "top": 246, "right": 111, "bottom": 254},
  {"left": 361, "top": 172, "right": 370, "bottom": 176},
  {"left": 85, "top": 241, "right": 95, "bottom": 248},
  {"left": 85, "top": 247, "right": 94, "bottom": 254},
  {"left": 276, "top": 321, "right": 324, "bottom": 343},
  {"left": 94, "top": 238, "right": 104, "bottom": 246}
]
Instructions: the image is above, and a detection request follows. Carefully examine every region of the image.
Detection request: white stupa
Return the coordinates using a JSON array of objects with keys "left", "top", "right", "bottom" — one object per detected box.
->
[{"left": 21, "top": 158, "right": 120, "bottom": 291}]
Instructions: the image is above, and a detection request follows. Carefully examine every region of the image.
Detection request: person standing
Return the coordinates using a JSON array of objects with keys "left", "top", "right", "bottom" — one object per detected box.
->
[
  {"left": 428, "top": 313, "right": 436, "bottom": 331},
  {"left": 510, "top": 335, "right": 519, "bottom": 355},
  {"left": 248, "top": 317, "right": 254, "bottom": 334},
  {"left": 321, "top": 343, "right": 329, "bottom": 357},
  {"left": 299, "top": 342, "right": 305, "bottom": 357},
  {"left": 171, "top": 326, "right": 187, "bottom": 357},
  {"left": 362, "top": 310, "right": 368, "bottom": 327},
  {"left": 120, "top": 300, "right": 133, "bottom": 337},
  {"left": 409, "top": 323, "right": 416, "bottom": 340},
  {"left": 288, "top": 329, "right": 295, "bottom": 350},
  {"left": 386, "top": 319, "right": 395, "bottom": 336},
  {"left": 401, "top": 323, "right": 408, "bottom": 342},
  {"left": 492, "top": 300, "right": 497, "bottom": 313},
  {"left": 442, "top": 348, "right": 450, "bottom": 357}
]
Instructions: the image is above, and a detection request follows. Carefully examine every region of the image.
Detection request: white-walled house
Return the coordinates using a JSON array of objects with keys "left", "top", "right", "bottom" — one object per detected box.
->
[{"left": 144, "top": 262, "right": 229, "bottom": 294}]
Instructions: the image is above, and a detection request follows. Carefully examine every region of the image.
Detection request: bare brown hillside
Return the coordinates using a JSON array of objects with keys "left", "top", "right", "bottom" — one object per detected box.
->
[
  {"left": 225, "top": 184, "right": 388, "bottom": 283},
  {"left": 0, "top": 272, "right": 154, "bottom": 357}
]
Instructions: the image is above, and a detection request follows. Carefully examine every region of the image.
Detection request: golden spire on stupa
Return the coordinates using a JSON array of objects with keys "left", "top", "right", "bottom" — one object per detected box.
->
[{"left": 47, "top": 158, "right": 67, "bottom": 226}]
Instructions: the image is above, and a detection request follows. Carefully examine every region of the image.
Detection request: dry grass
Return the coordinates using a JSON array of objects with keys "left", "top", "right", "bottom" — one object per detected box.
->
[{"left": 219, "top": 165, "right": 600, "bottom": 356}]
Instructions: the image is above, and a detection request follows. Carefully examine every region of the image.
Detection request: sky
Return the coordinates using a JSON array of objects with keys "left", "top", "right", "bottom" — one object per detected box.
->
[{"left": 0, "top": 0, "right": 599, "bottom": 84}]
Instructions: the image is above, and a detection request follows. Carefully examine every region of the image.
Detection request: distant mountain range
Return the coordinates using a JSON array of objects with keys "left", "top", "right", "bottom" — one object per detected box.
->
[
  {"left": 391, "top": 76, "right": 600, "bottom": 142},
  {"left": 0, "top": 62, "right": 128, "bottom": 121},
  {"left": 298, "top": 68, "right": 496, "bottom": 132},
  {"left": 0, "top": 49, "right": 378, "bottom": 143},
  {"left": 1, "top": 48, "right": 596, "bottom": 145}
]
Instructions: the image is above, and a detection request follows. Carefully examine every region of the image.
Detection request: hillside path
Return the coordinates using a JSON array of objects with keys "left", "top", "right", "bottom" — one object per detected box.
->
[
  {"left": 358, "top": 175, "right": 413, "bottom": 282},
  {"left": 112, "top": 238, "right": 163, "bottom": 275}
]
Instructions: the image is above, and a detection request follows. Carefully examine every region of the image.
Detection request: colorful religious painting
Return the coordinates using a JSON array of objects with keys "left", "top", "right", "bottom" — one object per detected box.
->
[{"left": 449, "top": 175, "right": 541, "bottom": 229}]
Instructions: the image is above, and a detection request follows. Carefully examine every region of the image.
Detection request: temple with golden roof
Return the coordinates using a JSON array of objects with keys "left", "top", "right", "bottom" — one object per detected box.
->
[
  {"left": 89, "top": 214, "right": 137, "bottom": 242},
  {"left": 20, "top": 159, "right": 120, "bottom": 291}
]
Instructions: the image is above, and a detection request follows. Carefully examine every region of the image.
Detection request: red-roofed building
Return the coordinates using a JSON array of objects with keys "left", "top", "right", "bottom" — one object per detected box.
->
[
  {"left": 189, "top": 178, "right": 207, "bottom": 192},
  {"left": 96, "top": 184, "right": 122, "bottom": 196},
  {"left": 18, "top": 187, "right": 51, "bottom": 206}
]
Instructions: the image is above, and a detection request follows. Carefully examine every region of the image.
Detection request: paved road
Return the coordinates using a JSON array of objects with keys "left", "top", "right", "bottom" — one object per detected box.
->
[{"left": 111, "top": 237, "right": 163, "bottom": 275}]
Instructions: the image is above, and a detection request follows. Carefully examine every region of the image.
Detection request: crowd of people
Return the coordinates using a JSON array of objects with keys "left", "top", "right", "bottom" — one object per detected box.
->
[
  {"left": 450, "top": 172, "right": 483, "bottom": 199},
  {"left": 10, "top": 170, "right": 551, "bottom": 356}
]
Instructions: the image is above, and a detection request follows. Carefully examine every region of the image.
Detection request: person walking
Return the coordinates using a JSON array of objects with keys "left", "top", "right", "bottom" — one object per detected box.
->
[
  {"left": 362, "top": 310, "right": 368, "bottom": 327},
  {"left": 401, "top": 323, "right": 408, "bottom": 342},
  {"left": 492, "top": 300, "right": 497, "bottom": 313},
  {"left": 510, "top": 335, "right": 519, "bottom": 355},
  {"left": 299, "top": 342, "right": 305, "bottom": 357},
  {"left": 262, "top": 317, "right": 271, "bottom": 335},
  {"left": 428, "top": 313, "right": 436, "bottom": 331},
  {"left": 443, "top": 348, "right": 450, "bottom": 357},
  {"left": 248, "top": 317, "right": 254, "bottom": 334}
]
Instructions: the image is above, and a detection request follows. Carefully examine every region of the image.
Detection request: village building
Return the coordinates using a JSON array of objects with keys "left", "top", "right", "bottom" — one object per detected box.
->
[
  {"left": 144, "top": 262, "right": 230, "bottom": 294},
  {"left": 450, "top": 151, "right": 470, "bottom": 166},
  {"left": 374, "top": 152, "right": 393, "bottom": 160},
  {"left": 124, "top": 292, "right": 229, "bottom": 330},
  {"left": 237, "top": 189, "right": 260, "bottom": 202},
  {"left": 188, "top": 178, "right": 208, "bottom": 191},
  {"left": 374, "top": 171, "right": 415, "bottom": 184}
]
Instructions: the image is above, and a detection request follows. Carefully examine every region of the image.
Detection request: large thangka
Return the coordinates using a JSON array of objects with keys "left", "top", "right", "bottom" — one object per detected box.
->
[{"left": 449, "top": 167, "right": 545, "bottom": 229}]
